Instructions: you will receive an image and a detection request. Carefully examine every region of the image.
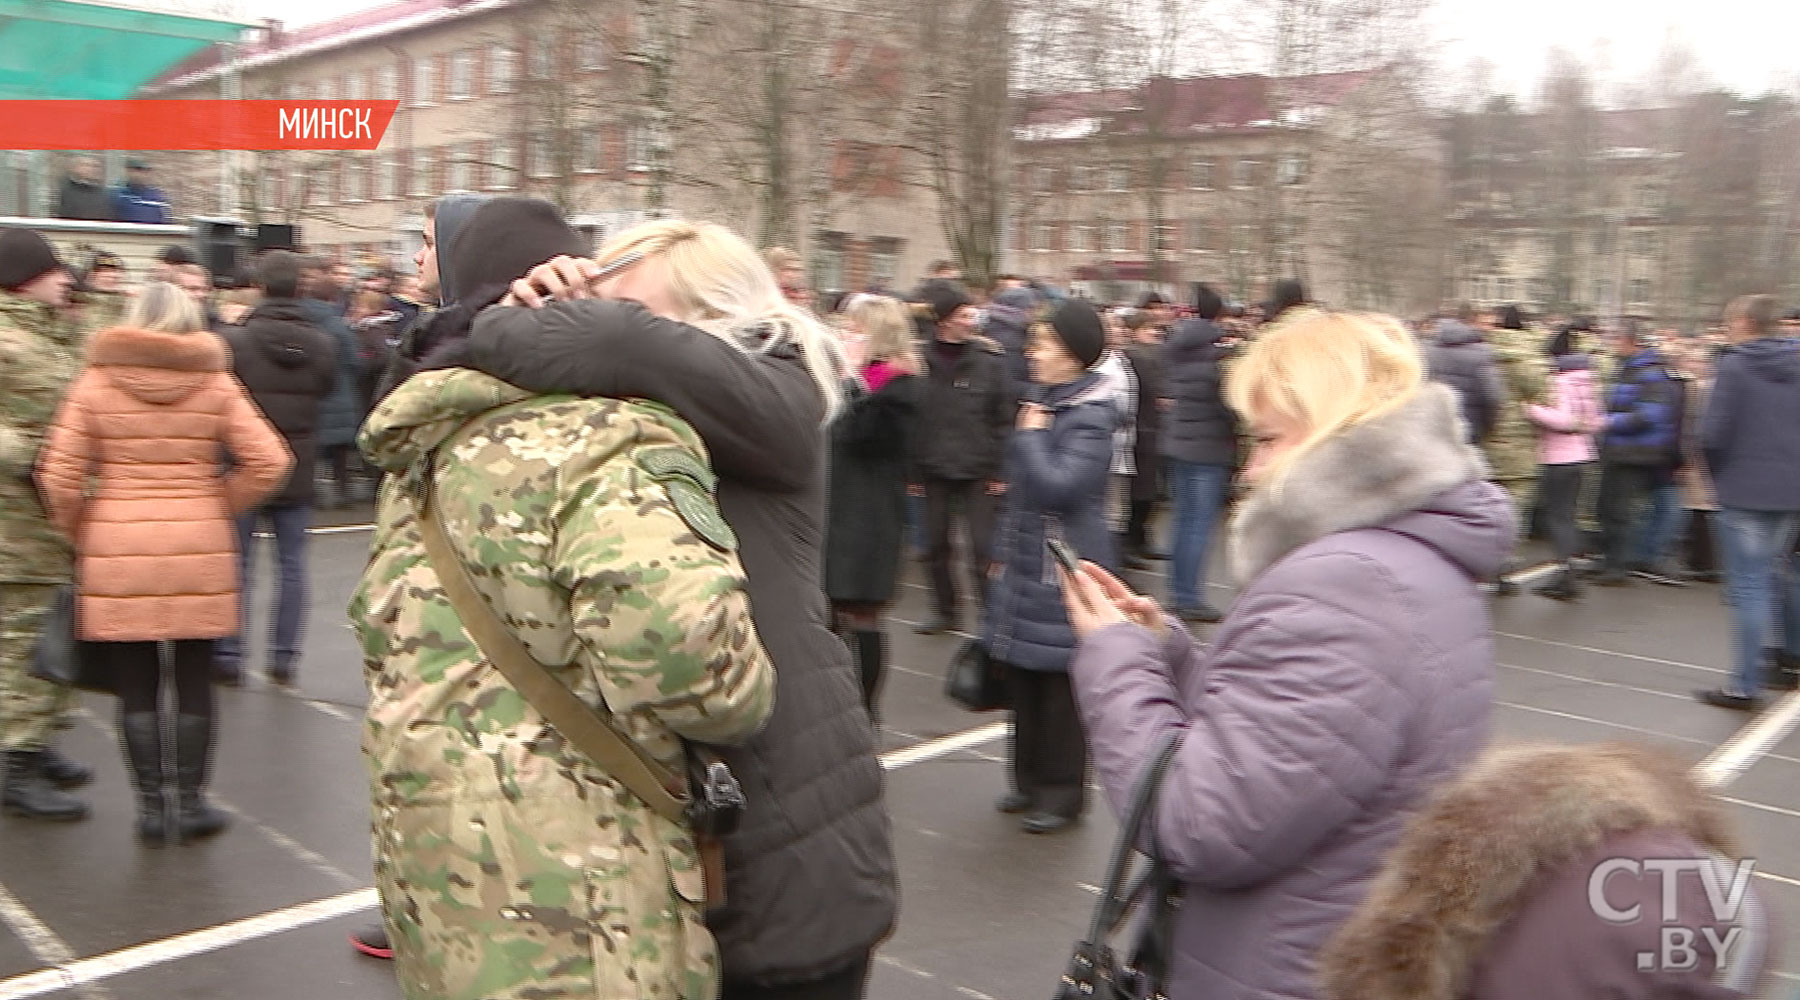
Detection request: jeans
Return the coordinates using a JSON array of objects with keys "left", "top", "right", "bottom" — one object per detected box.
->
[
  {"left": 1715, "top": 508, "right": 1800, "bottom": 698},
  {"left": 1539, "top": 463, "right": 1589, "bottom": 562},
  {"left": 1168, "top": 460, "right": 1232, "bottom": 612},
  {"left": 216, "top": 504, "right": 311, "bottom": 671},
  {"left": 1631, "top": 480, "right": 1683, "bottom": 569}
]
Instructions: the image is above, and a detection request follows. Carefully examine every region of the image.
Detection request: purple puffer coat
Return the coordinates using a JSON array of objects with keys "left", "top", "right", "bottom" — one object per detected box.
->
[{"left": 1070, "top": 384, "right": 1514, "bottom": 1000}]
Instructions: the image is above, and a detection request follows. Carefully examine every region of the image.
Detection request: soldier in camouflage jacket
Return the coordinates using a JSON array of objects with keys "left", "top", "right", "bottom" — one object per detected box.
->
[
  {"left": 350, "top": 367, "right": 776, "bottom": 1000},
  {"left": 1482, "top": 310, "right": 1550, "bottom": 576}
]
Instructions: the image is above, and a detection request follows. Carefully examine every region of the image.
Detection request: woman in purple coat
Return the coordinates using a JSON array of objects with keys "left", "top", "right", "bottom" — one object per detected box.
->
[{"left": 1061, "top": 310, "right": 1513, "bottom": 999}]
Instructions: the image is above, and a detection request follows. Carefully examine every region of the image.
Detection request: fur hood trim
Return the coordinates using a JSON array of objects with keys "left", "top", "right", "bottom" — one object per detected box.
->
[
  {"left": 1318, "top": 742, "right": 1738, "bottom": 1000},
  {"left": 1228, "top": 383, "right": 1489, "bottom": 584},
  {"left": 89, "top": 326, "right": 227, "bottom": 372}
]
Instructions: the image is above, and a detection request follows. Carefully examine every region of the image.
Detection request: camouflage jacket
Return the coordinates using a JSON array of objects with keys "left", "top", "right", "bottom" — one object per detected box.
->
[
  {"left": 1481, "top": 325, "right": 1550, "bottom": 482},
  {"left": 350, "top": 368, "right": 776, "bottom": 1000},
  {"left": 0, "top": 292, "right": 82, "bottom": 584}
]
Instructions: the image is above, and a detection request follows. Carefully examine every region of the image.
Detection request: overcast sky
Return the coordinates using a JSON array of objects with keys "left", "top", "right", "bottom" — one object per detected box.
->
[{"left": 252, "top": 0, "right": 1796, "bottom": 103}]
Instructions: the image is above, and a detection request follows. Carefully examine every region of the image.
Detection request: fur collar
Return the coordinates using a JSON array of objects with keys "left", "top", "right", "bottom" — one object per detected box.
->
[
  {"left": 1318, "top": 743, "right": 1737, "bottom": 1000},
  {"left": 1228, "top": 383, "right": 1488, "bottom": 585},
  {"left": 88, "top": 326, "right": 227, "bottom": 372}
]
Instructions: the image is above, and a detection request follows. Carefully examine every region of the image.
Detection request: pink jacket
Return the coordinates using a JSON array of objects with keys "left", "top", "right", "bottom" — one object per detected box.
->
[{"left": 1524, "top": 366, "right": 1602, "bottom": 466}]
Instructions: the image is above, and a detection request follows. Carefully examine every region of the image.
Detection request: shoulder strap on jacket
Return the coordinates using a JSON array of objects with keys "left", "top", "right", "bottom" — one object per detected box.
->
[{"left": 415, "top": 463, "right": 690, "bottom": 826}]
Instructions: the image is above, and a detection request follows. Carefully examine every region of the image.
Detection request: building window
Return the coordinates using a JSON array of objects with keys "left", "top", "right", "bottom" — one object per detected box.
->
[
  {"left": 292, "top": 81, "right": 311, "bottom": 100},
  {"left": 413, "top": 59, "right": 435, "bottom": 106},
  {"left": 1069, "top": 224, "right": 1094, "bottom": 253},
  {"left": 1528, "top": 277, "right": 1550, "bottom": 305},
  {"left": 1232, "top": 158, "right": 1260, "bottom": 188},
  {"left": 1190, "top": 158, "right": 1214, "bottom": 190},
  {"left": 344, "top": 158, "right": 366, "bottom": 202},
  {"left": 812, "top": 233, "right": 846, "bottom": 293},
  {"left": 1185, "top": 218, "right": 1209, "bottom": 252},
  {"left": 529, "top": 136, "right": 555, "bottom": 179},
  {"left": 1105, "top": 165, "right": 1130, "bottom": 192},
  {"left": 490, "top": 142, "right": 517, "bottom": 188},
  {"left": 409, "top": 148, "right": 435, "bottom": 196},
  {"left": 376, "top": 158, "right": 398, "bottom": 200},
  {"left": 1631, "top": 230, "right": 1658, "bottom": 258},
  {"left": 1065, "top": 164, "right": 1093, "bottom": 192},
  {"left": 345, "top": 70, "right": 366, "bottom": 101},
  {"left": 1276, "top": 153, "right": 1309, "bottom": 185},
  {"left": 627, "top": 122, "right": 666, "bottom": 172},
  {"left": 529, "top": 36, "right": 554, "bottom": 78},
  {"left": 258, "top": 170, "right": 278, "bottom": 210},
  {"left": 1153, "top": 224, "right": 1178, "bottom": 253},
  {"left": 1628, "top": 278, "right": 1651, "bottom": 306},
  {"left": 376, "top": 64, "right": 399, "bottom": 102},
  {"left": 309, "top": 163, "right": 331, "bottom": 206},
  {"left": 1637, "top": 184, "right": 1663, "bottom": 212},
  {"left": 867, "top": 239, "right": 900, "bottom": 290},
  {"left": 489, "top": 44, "right": 516, "bottom": 94},
  {"left": 577, "top": 34, "right": 606, "bottom": 72},
  {"left": 1591, "top": 279, "right": 1608, "bottom": 306},
  {"left": 1496, "top": 276, "right": 1513, "bottom": 302},
  {"left": 1104, "top": 222, "right": 1128, "bottom": 252},
  {"left": 1030, "top": 222, "right": 1054, "bottom": 252},
  {"left": 449, "top": 50, "right": 473, "bottom": 100},
  {"left": 1231, "top": 224, "right": 1253, "bottom": 254},
  {"left": 316, "top": 78, "right": 335, "bottom": 101},
  {"left": 576, "top": 128, "right": 603, "bottom": 174},
  {"left": 1032, "top": 165, "right": 1055, "bottom": 192}
]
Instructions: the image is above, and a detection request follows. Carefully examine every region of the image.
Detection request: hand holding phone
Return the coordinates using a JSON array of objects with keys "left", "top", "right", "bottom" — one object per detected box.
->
[{"left": 1047, "top": 538, "right": 1082, "bottom": 578}]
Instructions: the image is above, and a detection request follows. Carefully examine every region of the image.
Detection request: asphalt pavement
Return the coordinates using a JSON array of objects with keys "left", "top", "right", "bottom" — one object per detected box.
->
[{"left": 1, "top": 504, "right": 1798, "bottom": 1000}]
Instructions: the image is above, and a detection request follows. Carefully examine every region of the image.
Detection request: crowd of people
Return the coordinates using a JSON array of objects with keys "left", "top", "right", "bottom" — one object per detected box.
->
[{"left": 0, "top": 194, "right": 1793, "bottom": 1000}]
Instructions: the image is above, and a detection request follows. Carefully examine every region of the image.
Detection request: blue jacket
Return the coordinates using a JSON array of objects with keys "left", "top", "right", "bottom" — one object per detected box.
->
[
  {"left": 112, "top": 183, "right": 171, "bottom": 225},
  {"left": 302, "top": 298, "right": 365, "bottom": 449},
  {"left": 1702, "top": 337, "right": 1800, "bottom": 511},
  {"left": 985, "top": 371, "right": 1118, "bottom": 672},
  {"left": 1160, "top": 318, "right": 1239, "bottom": 466},
  {"left": 1602, "top": 349, "right": 1680, "bottom": 466}
]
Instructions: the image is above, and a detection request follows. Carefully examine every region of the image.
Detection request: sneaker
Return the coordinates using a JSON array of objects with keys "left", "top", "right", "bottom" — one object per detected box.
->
[
  {"left": 268, "top": 660, "right": 296, "bottom": 687},
  {"left": 1594, "top": 569, "right": 1632, "bottom": 587},
  {"left": 1177, "top": 604, "right": 1223, "bottom": 625},
  {"left": 1695, "top": 688, "right": 1761, "bottom": 712},
  {"left": 1492, "top": 578, "right": 1520, "bottom": 597},
  {"left": 349, "top": 923, "right": 393, "bottom": 960},
  {"left": 1632, "top": 564, "right": 1690, "bottom": 588},
  {"left": 1768, "top": 652, "right": 1800, "bottom": 692},
  {"left": 913, "top": 615, "right": 953, "bottom": 636}
]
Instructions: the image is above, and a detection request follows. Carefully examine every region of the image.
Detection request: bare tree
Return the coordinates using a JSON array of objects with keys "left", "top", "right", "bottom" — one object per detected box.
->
[{"left": 909, "top": 0, "right": 1013, "bottom": 287}]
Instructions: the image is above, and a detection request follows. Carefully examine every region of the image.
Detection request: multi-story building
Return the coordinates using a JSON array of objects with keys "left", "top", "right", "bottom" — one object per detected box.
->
[{"left": 132, "top": 0, "right": 947, "bottom": 294}]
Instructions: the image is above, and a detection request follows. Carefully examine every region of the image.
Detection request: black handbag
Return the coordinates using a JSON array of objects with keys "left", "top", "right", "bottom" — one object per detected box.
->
[
  {"left": 944, "top": 638, "right": 1007, "bottom": 712},
  {"left": 1055, "top": 731, "right": 1185, "bottom": 1000},
  {"left": 27, "top": 584, "right": 111, "bottom": 693}
]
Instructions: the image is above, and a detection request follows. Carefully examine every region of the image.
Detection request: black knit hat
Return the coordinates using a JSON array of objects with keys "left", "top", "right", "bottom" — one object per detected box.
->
[
  {"left": 0, "top": 228, "right": 68, "bottom": 292},
  {"left": 1050, "top": 298, "right": 1106, "bottom": 369},
  {"left": 923, "top": 282, "right": 972, "bottom": 325},
  {"left": 446, "top": 196, "right": 586, "bottom": 305},
  {"left": 157, "top": 244, "right": 197, "bottom": 266}
]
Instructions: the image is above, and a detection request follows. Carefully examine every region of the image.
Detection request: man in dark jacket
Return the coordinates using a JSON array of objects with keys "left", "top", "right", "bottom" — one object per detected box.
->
[
  {"left": 1698, "top": 294, "right": 1800, "bottom": 710},
  {"left": 215, "top": 251, "right": 336, "bottom": 687},
  {"left": 1426, "top": 304, "right": 1504, "bottom": 444},
  {"left": 375, "top": 193, "right": 489, "bottom": 403},
  {"left": 1159, "top": 284, "right": 1236, "bottom": 623},
  {"left": 111, "top": 159, "right": 171, "bottom": 225},
  {"left": 55, "top": 156, "right": 113, "bottom": 222},
  {"left": 298, "top": 256, "right": 366, "bottom": 507},
  {"left": 1595, "top": 321, "right": 1681, "bottom": 588},
  {"left": 912, "top": 282, "right": 1015, "bottom": 634},
  {"left": 1123, "top": 303, "right": 1169, "bottom": 565},
  {"left": 983, "top": 284, "right": 1039, "bottom": 404}
]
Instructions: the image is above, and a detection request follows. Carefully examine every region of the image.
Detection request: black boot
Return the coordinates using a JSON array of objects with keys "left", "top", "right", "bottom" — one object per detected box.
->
[
  {"left": 853, "top": 630, "right": 886, "bottom": 725},
  {"left": 173, "top": 715, "right": 229, "bottom": 842},
  {"left": 120, "top": 712, "right": 169, "bottom": 844},
  {"left": 1533, "top": 566, "right": 1582, "bottom": 602},
  {"left": 1768, "top": 652, "right": 1800, "bottom": 693},
  {"left": 2, "top": 751, "right": 89, "bottom": 821},
  {"left": 38, "top": 745, "right": 94, "bottom": 789}
]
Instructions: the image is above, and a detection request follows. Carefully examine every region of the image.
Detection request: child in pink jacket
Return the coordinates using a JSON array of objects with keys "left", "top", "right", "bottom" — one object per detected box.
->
[{"left": 1524, "top": 327, "right": 1603, "bottom": 600}]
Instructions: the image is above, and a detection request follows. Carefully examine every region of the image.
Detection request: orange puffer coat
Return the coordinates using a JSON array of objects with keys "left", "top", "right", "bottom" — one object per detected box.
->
[{"left": 36, "top": 326, "right": 291, "bottom": 641}]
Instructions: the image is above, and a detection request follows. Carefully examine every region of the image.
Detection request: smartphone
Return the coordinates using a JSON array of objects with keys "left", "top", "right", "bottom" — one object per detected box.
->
[
  {"left": 537, "top": 249, "right": 647, "bottom": 304},
  {"left": 1047, "top": 538, "right": 1082, "bottom": 578}
]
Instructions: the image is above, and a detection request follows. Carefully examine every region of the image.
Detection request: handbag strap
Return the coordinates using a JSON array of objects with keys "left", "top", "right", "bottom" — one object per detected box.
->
[
  {"left": 415, "top": 464, "right": 690, "bottom": 828},
  {"left": 1087, "top": 729, "right": 1184, "bottom": 942}
]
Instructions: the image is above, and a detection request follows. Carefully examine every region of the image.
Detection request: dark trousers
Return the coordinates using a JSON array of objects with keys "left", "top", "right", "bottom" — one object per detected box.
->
[
  {"left": 1005, "top": 664, "right": 1087, "bottom": 820},
  {"left": 924, "top": 478, "right": 995, "bottom": 621},
  {"left": 1685, "top": 510, "right": 1719, "bottom": 574},
  {"left": 721, "top": 953, "right": 872, "bottom": 1000},
  {"left": 1124, "top": 498, "right": 1156, "bottom": 553},
  {"left": 101, "top": 640, "right": 215, "bottom": 719},
  {"left": 217, "top": 504, "right": 311, "bottom": 671},
  {"left": 1598, "top": 462, "right": 1656, "bottom": 572},
  {"left": 1540, "top": 463, "right": 1589, "bottom": 562}
]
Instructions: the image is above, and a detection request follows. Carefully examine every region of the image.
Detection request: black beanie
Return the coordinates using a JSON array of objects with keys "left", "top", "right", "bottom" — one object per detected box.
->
[
  {"left": 0, "top": 228, "right": 67, "bottom": 292},
  {"left": 447, "top": 197, "right": 586, "bottom": 305},
  {"left": 924, "top": 282, "right": 971, "bottom": 325},
  {"left": 1051, "top": 299, "right": 1106, "bottom": 369}
]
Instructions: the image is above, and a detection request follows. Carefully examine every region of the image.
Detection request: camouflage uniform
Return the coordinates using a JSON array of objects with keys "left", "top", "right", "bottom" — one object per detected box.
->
[
  {"left": 350, "top": 369, "right": 776, "bottom": 1000},
  {"left": 0, "top": 292, "right": 82, "bottom": 753},
  {"left": 1481, "top": 325, "right": 1550, "bottom": 542}
]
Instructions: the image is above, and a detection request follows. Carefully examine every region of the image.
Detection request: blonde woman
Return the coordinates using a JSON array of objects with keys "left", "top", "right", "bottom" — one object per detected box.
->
[
  {"left": 1057, "top": 310, "right": 1511, "bottom": 998},
  {"left": 36, "top": 283, "right": 290, "bottom": 843},
  {"left": 463, "top": 220, "right": 895, "bottom": 1000},
  {"left": 823, "top": 295, "right": 921, "bottom": 719}
]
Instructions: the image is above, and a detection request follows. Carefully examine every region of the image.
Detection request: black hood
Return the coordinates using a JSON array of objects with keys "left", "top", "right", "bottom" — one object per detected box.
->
[
  {"left": 1434, "top": 320, "right": 1485, "bottom": 347},
  {"left": 431, "top": 193, "right": 492, "bottom": 306},
  {"left": 248, "top": 298, "right": 328, "bottom": 369}
]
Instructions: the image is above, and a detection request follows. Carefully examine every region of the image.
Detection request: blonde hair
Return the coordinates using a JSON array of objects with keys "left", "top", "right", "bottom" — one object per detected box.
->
[
  {"left": 124, "top": 281, "right": 206, "bottom": 335},
  {"left": 845, "top": 295, "right": 914, "bottom": 365},
  {"left": 596, "top": 220, "right": 842, "bottom": 420},
  {"left": 1224, "top": 308, "right": 1424, "bottom": 487}
]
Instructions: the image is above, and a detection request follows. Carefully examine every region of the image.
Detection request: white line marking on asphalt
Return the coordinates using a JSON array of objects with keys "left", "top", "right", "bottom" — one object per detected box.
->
[
  {"left": 1693, "top": 692, "right": 1800, "bottom": 789},
  {"left": 1502, "top": 563, "right": 1561, "bottom": 586},
  {"left": 876, "top": 955, "right": 938, "bottom": 980},
  {"left": 955, "top": 987, "right": 999, "bottom": 1000},
  {"left": 1496, "top": 701, "right": 1711, "bottom": 746},
  {"left": 1495, "top": 631, "right": 1726, "bottom": 675},
  {"left": 0, "top": 882, "right": 103, "bottom": 999},
  {"left": 210, "top": 799, "right": 361, "bottom": 888},
  {"left": 0, "top": 888, "right": 378, "bottom": 1000},
  {"left": 1717, "top": 795, "right": 1800, "bottom": 821},
  {"left": 251, "top": 523, "right": 375, "bottom": 539},
  {"left": 880, "top": 722, "right": 1009, "bottom": 770},
  {"left": 1499, "top": 662, "right": 1697, "bottom": 702}
]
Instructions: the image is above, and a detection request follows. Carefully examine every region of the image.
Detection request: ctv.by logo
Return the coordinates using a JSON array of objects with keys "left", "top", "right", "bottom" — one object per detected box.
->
[{"left": 1587, "top": 857, "right": 1758, "bottom": 974}]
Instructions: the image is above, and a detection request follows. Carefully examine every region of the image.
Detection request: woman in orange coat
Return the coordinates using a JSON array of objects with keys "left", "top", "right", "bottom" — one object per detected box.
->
[{"left": 37, "top": 282, "right": 290, "bottom": 844}]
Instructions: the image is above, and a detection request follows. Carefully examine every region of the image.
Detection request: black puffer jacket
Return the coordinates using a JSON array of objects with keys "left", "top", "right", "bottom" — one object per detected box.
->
[
  {"left": 1159, "top": 318, "right": 1238, "bottom": 467},
  {"left": 825, "top": 371, "right": 919, "bottom": 604},
  {"left": 914, "top": 336, "right": 1014, "bottom": 482},
  {"left": 224, "top": 299, "right": 338, "bottom": 507},
  {"left": 1426, "top": 320, "right": 1503, "bottom": 444},
  {"left": 464, "top": 301, "right": 897, "bottom": 987}
]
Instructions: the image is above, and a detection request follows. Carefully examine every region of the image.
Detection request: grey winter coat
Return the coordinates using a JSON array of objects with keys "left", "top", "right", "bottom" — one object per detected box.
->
[
  {"left": 986, "top": 371, "right": 1118, "bottom": 672},
  {"left": 464, "top": 300, "right": 897, "bottom": 986},
  {"left": 1069, "top": 384, "right": 1511, "bottom": 1000},
  {"left": 302, "top": 298, "right": 364, "bottom": 449},
  {"left": 1425, "top": 320, "right": 1503, "bottom": 443},
  {"left": 1159, "top": 318, "right": 1238, "bottom": 467}
]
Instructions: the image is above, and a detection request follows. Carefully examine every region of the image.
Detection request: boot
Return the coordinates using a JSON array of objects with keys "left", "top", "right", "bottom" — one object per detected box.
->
[
  {"left": 120, "top": 712, "right": 169, "bottom": 844},
  {"left": 38, "top": 745, "right": 94, "bottom": 789},
  {"left": 1533, "top": 566, "right": 1582, "bottom": 602},
  {"left": 1769, "top": 652, "right": 1800, "bottom": 693},
  {"left": 853, "top": 630, "right": 885, "bottom": 725},
  {"left": 2, "top": 751, "right": 89, "bottom": 821},
  {"left": 173, "top": 715, "right": 229, "bottom": 842}
]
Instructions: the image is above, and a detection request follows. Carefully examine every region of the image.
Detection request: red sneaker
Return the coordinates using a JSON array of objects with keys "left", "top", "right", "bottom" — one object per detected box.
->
[{"left": 349, "top": 924, "right": 393, "bottom": 960}]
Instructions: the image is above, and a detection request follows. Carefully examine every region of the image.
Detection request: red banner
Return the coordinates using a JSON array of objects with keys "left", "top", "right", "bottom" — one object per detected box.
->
[{"left": 0, "top": 101, "right": 401, "bottom": 150}]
